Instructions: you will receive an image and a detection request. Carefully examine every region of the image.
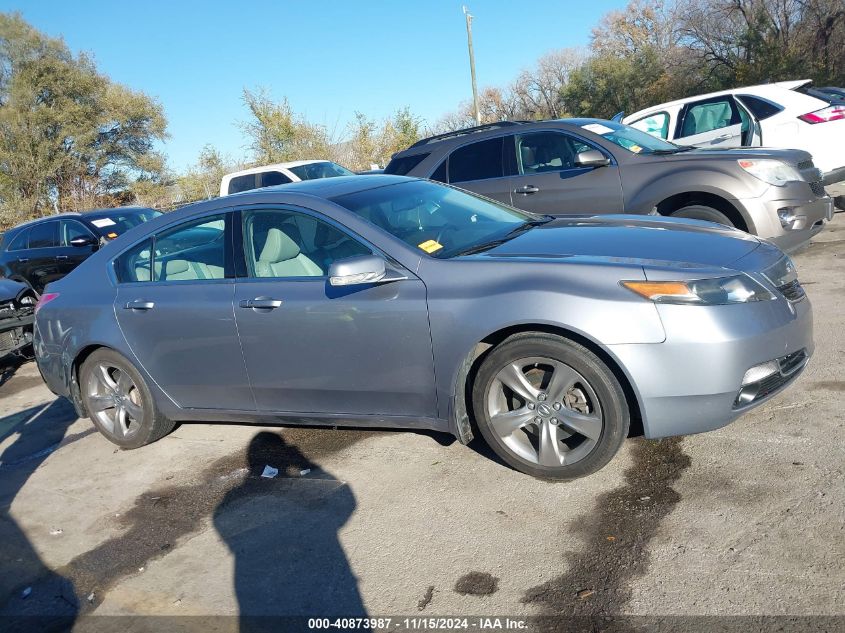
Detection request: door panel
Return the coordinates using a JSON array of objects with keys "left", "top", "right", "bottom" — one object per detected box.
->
[
  {"left": 234, "top": 207, "right": 437, "bottom": 417},
  {"left": 508, "top": 131, "right": 624, "bottom": 215},
  {"left": 234, "top": 277, "right": 436, "bottom": 416},
  {"left": 447, "top": 136, "right": 514, "bottom": 205},
  {"left": 115, "top": 282, "right": 252, "bottom": 410},
  {"left": 675, "top": 97, "right": 744, "bottom": 147}
]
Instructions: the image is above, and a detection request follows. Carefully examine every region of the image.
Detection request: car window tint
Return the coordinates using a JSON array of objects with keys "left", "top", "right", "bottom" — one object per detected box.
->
[
  {"left": 430, "top": 158, "right": 448, "bottom": 183},
  {"left": 60, "top": 219, "right": 95, "bottom": 246},
  {"left": 384, "top": 153, "right": 430, "bottom": 176},
  {"left": 114, "top": 239, "right": 154, "bottom": 283},
  {"left": 448, "top": 137, "right": 504, "bottom": 183},
  {"left": 243, "top": 210, "right": 370, "bottom": 278},
  {"left": 28, "top": 221, "right": 58, "bottom": 248},
  {"left": 288, "top": 162, "right": 355, "bottom": 180},
  {"left": 228, "top": 174, "right": 257, "bottom": 194},
  {"left": 682, "top": 99, "right": 738, "bottom": 136},
  {"left": 260, "top": 171, "right": 292, "bottom": 187},
  {"left": 152, "top": 216, "right": 227, "bottom": 282},
  {"left": 736, "top": 95, "right": 783, "bottom": 121},
  {"left": 7, "top": 228, "right": 30, "bottom": 251},
  {"left": 629, "top": 112, "right": 670, "bottom": 139},
  {"left": 515, "top": 132, "right": 584, "bottom": 173}
]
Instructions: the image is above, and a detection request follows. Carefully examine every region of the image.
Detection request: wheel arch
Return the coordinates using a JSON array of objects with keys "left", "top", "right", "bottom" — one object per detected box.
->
[
  {"left": 655, "top": 191, "right": 751, "bottom": 232},
  {"left": 451, "top": 323, "right": 645, "bottom": 443},
  {"left": 68, "top": 344, "right": 114, "bottom": 417}
]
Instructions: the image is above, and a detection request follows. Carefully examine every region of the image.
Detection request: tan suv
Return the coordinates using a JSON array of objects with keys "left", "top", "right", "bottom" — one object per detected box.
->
[{"left": 386, "top": 118, "right": 833, "bottom": 252}]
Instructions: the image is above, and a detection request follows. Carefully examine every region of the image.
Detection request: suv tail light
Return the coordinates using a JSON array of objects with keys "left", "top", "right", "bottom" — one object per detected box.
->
[
  {"left": 798, "top": 104, "right": 845, "bottom": 124},
  {"left": 35, "top": 292, "right": 60, "bottom": 314}
]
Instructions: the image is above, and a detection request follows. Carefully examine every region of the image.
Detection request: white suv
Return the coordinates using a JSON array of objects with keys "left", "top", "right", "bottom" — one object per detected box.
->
[
  {"left": 220, "top": 160, "right": 355, "bottom": 197},
  {"left": 623, "top": 80, "right": 845, "bottom": 206}
]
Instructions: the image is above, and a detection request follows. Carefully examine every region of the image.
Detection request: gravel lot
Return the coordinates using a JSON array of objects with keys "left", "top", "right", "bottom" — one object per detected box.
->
[{"left": 1, "top": 214, "right": 843, "bottom": 631}]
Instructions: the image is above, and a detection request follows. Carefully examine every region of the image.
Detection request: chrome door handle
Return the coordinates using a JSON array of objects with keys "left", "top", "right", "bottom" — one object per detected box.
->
[
  {"left": 124, "top": 300, "right": 155, "bottom": 310},
  {"left": 513, "top": 185, "right": 539, "bottom": 195},
  {"left": 17, "top": 257, "right": 29, "bottom": 263},
  {"left": 239, "top": 298, "right": 283, "bottom": 310},
  {"left": 56, "top": 255, "right": 68, "bottom": 261}
]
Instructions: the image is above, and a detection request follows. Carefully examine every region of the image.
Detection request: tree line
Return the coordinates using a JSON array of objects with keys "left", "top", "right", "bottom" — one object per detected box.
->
[{"left": 1, "top": 0, "right": 844, "bottom": 228}]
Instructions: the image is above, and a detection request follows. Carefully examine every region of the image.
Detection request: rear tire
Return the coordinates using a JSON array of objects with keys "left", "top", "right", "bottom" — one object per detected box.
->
[
  {"left": 471, "top": 333, "right": 629, "bottom": 480},
  {"left": 670, "top": 204, "right": 734, "bottom": 227},
  {"left": 79, "top": 349, "right": 175, "bottom": 449}
]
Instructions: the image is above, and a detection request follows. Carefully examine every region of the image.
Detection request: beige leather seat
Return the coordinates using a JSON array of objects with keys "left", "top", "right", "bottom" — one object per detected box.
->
[
  {"left": 134, "top": 259, "right": 223, "bottom": 281},
  {"left": 256, "top": 228, "right": 322, "bottom": 277}
]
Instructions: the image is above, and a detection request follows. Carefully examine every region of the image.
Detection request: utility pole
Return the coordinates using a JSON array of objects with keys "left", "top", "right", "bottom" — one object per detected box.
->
[{"left": 463, "top": 6, "right": 481, "bottom": 125}]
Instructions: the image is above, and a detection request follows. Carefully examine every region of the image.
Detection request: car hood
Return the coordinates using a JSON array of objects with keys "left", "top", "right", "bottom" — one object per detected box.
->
[
  {"left": 670, "top": 146, "right": 813, "bottom": 165},
  {"left": 471, "top": 215, "right": 761, "bottom": 269}
]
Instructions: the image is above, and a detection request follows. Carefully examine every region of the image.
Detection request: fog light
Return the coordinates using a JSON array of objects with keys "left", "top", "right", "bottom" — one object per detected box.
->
[
  {"left": 742, "top": 360, "right": 779, "bottom": 386},
  {"left": 777, "top": 207, "right": 797, "bottom": 228}
]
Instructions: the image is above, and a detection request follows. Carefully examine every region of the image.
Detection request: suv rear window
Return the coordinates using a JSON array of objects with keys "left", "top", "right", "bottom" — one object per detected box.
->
[
  {"left": 448, "top": 137, "right": 504, "bottom": 183},
  {"left": 737, "top": 95, "right": 783, "bottom": 121},
  {"left": 384, "top": 153, "right": 430, "bottom": 176}
]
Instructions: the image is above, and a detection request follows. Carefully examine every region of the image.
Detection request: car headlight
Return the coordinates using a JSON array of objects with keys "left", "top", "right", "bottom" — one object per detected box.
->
[
  {"left": 622, "top": 274, "right": 775, "bottom": 305},
  {"left": 737, "top": 159, "right": 801, "bottom": 187}
]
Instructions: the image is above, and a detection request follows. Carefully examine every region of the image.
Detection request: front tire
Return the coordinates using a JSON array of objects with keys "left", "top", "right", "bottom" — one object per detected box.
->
[
  {"left": 471, "top": 333, "right": 629, "bottom": 480},
  {"left": 79, "top": 349, "right": 175, "bottom": 449},
  {"left": 670, "top": 204, "right": 734, "bottom": 227}
]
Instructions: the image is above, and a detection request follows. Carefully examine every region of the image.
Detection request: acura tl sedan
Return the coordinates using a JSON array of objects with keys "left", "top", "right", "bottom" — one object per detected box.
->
[{"left": 33, "top": 176, "right": 813, "bottom": 479}]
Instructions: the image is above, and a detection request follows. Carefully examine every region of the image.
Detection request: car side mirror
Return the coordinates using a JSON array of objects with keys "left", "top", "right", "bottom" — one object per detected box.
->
[
  {"left": 328, "top": 255, "right": 396, "bottom": 287},
  {"left": 69, "top": 235, "right": 98, "bottom": 248},
  {"left": 575, "top": 150, "right": 610, "bottom": 168}
]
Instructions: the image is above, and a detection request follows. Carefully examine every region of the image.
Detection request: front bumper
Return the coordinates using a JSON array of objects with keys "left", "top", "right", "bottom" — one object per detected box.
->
[
  {"left": 738, "top": 194, "right": 832, "bottom": 252},
  {"left": 609, "top": 294, "right": 813, "bottom": 439}
]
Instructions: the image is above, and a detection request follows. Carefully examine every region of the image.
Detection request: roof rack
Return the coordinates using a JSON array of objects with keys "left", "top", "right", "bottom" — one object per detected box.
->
[{"left": 408, "top": 120, "right": 525, "bottom": 149}]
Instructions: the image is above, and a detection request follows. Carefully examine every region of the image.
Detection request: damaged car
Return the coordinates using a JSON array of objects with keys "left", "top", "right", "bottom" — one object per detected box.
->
[{"left": 0, "top": 278, "right": 36, "bottom": 360}]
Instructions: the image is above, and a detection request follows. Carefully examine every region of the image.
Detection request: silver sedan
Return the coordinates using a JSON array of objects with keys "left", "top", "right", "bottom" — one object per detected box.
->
[{"left": 33, "top": 176, "right": 813, "bottom": 479}]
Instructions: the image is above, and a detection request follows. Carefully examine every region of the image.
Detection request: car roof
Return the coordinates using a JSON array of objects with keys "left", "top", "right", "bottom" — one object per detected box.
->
[
  {"left": 392, "top": 118, "right": 613, "bottom": 158},
  {"left": 223, "top": 160, "right": 333, "bottom": 179},
  {"left": 4, "top": 206, "right": 157, "bottom": 234}
]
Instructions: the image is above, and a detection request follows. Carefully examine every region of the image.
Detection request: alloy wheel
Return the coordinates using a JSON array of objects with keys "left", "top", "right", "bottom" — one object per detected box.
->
[
  {"left": 485, "top": 356, "right": 604, "bottom": 466},
  {"left": 85, "top": 363, "right": 144, "bottom": 440}
]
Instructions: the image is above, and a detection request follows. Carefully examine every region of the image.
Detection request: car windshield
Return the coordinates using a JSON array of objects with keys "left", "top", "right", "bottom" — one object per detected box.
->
[
  {"left": 86, "top": 209, "right": 162, "bottom": 237},
  {"left": 579, "top": 120, "right": 682, "bottom": 154},
  {"left": 332, "top": 180, "right": 543, "bottom": 259},
  {"left": 288, "top": 161, "right": 355, "bottom": 180}
]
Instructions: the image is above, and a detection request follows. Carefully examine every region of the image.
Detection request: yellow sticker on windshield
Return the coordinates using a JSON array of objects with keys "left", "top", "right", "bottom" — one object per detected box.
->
[
  {"left": 418, "top": 239, "right": 443, "bottom": 254},
  {"left": 630, "top": 144, "right": 643, "bottom": 153}
]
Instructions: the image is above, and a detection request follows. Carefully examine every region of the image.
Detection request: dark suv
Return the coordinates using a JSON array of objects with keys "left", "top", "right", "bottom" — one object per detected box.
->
[
  {"left": 0, "top": 207, "right": 161, "bottom": 293},
  {"left": 385, "top": 118, "right": 832, "bottom": 252}
]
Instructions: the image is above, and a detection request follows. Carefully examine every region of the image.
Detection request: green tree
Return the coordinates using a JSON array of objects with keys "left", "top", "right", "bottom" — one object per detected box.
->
[{"left": 0, "top": 13, "right": 167, "bottom": 227}]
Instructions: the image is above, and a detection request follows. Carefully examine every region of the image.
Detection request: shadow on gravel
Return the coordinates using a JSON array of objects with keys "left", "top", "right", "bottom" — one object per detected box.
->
[
  {"left": 216, "top": 432, "right": 367, "bottom": 630},
  {"left": 6, "top": 426, "right": 375, "bottom": 624},
  {"left": 0, "top": 398, "right": 79, "bottom": 631},
  {"left": 522, "top": 437, "right": 691, "bottom": 632}
]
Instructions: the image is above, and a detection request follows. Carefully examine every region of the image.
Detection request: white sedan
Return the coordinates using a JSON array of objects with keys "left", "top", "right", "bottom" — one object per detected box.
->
[{"left": 622, "top": 80, "right": 845, "bottom": 205}]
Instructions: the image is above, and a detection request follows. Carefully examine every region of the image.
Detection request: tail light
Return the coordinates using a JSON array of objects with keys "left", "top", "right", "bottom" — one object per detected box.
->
[
  {"left": 35, "top": 292, "right": 60, "bottom": 314},
  {"left": 798, "top": 104, "right": 845, "bottom": 124}
]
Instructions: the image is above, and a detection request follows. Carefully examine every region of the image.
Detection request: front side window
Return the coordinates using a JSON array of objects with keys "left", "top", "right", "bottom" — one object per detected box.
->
[
  {"left": 448, "top": 137, "right": 504, "bottom": 183},
  {"left": 332, "top": 179, "right": 535, "bottom": 259},
  {"left": 243, "top": 210, "right": 370, "bottom": 279},
  {"left": 28, "top": 221, "right": 58, "bottom": 248},
  {"left": 60, "top": 219, "right": 95, "bottom": 245},
  {"left": 629, "top": 112, "right": 670, "bottom": 139},
  {"left": 514, "top": 132, "right": 600, "bottom": 173},
  {"left": 288, "top": 162, "right": 355, "bottom": 181},
  {"left": 737, "top": 95, "right": 783, "bottom": 121},
  {"left": 114, "top": 215, "right": 227, "bottom": 283}
]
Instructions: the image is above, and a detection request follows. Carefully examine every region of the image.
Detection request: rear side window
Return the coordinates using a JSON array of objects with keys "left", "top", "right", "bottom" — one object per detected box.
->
[
  {"left": 448, "top": 137, "right": 504, "bottom": 183},
  {"left": 228, "top": 174, "right": 257, "bottom": 195},
  {"left": 28, "top": 221, "right": 58, "bottom": 248},
  {"left": 115, "top": 239, "right": 153, "bottom": 283},
  {"left": 384, "top": 153, "right": 430, "bottom": 176},
  {"left": 260, "top": 171, "right": 292, "bottom": 187},
  {"left": 6, "top": 228, "right": 30, "bottom": 251},
  {"left": 430, "top": 159, "right": 447, "bottom": 183},
  {"left": 737, "top": 95, "right": 783, "bottom": 121}
]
